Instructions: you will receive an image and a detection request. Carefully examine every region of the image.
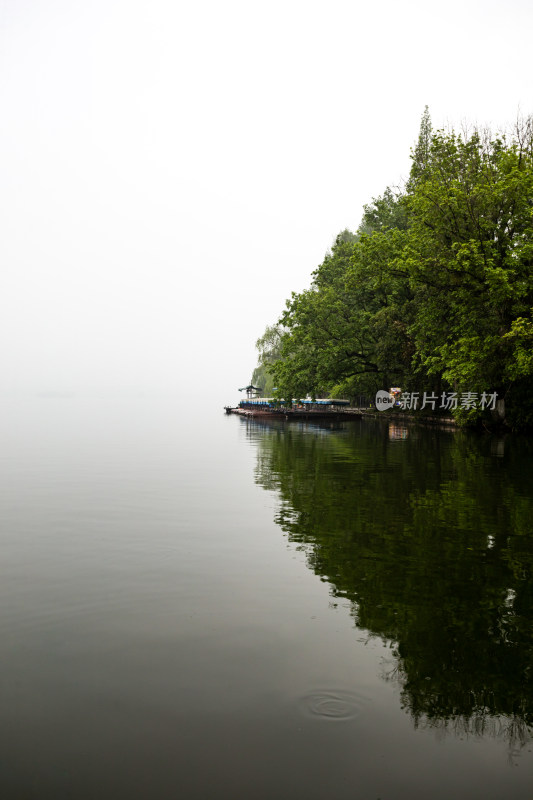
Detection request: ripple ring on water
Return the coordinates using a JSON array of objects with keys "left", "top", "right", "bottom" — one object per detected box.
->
[{"left": 299, "top": 690, "right": 368, "bottom": 722}]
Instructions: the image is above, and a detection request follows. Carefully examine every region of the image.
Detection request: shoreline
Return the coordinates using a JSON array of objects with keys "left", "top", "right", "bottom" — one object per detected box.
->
[{"left": 225, "top": 405, "right": 523, "bottom": 433}]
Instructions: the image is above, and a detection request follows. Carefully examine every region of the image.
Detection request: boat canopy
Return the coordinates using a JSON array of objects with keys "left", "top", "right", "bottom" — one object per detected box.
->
[{"left": 239, "top": 398, "right": 350, "bottom": 408}]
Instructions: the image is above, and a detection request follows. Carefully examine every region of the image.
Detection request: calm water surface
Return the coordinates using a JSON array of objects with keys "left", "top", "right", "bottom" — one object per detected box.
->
[{"left": 1, "top": 397, "right": 532, "bottom": 799}]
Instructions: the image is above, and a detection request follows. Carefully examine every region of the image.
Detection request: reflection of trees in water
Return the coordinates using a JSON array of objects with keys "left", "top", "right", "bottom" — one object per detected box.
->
[
  {"left": 247, "top": 417, "right": 533, "bottom": 746},
  {"left": 380, "top": 654, "right": 531, "bottom": 750}
]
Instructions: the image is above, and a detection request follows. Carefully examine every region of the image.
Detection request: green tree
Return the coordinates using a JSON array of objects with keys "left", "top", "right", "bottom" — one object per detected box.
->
[
  {"left": 271, "top": 232, "right": 382, "bottom": 400},
  {"left": 357, "top": 187, "right": 408, "bottom": 236},
  {"left": 263, "top": 110, "right": 533, "bottom": 427},
  {"left": 271, "top": 200, "right": 414, "bottom": 401},
  {"left": 407, "top": 104, "right": 432, "bottom": 190},
  {"left": 251, "top": 324, "right": 283, "bottom": 395},
  {"left": 404, "top": 122, "right": 533, "bottom": 422}
]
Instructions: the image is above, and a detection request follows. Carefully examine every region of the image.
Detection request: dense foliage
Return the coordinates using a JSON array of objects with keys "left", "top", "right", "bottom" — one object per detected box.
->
[
  {"left": 251, "top": 325, "right": 283, "bottom": 396},
  {"left": 253, "top": 111, "right": 533, "bottom": 429}
]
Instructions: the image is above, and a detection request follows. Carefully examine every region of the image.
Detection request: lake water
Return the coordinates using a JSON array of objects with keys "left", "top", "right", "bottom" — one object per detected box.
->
[{"left": 1, "top": 397, "right": 532, "bottom": 799}]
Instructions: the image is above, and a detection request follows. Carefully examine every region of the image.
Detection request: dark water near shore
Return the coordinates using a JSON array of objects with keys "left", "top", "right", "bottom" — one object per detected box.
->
[{"left": 1, "top": 397, "right": 533, "bottom": 799}]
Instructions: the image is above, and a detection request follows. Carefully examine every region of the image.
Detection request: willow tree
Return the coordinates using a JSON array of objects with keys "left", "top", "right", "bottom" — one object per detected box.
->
[{"left": 251, "top": 324, "right": 283, "bottom": 395}]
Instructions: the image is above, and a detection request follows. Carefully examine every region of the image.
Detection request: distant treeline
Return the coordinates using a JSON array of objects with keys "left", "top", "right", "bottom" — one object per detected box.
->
[{"left": 252, "top": 109, "right": 533, "bottom": 429}]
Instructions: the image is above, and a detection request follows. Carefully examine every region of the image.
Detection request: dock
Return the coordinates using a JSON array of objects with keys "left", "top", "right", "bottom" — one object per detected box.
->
[
  {"left": 224, "top": 406, "right": 362, "bottom": 421},
  {"left": 225, "top": 389, "right": 363, "bottom": 421}
]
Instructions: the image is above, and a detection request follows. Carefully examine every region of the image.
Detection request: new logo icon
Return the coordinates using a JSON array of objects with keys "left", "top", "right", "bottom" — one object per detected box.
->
[{"left": 375, "top": 390, "right": 394, "bottom": 411}]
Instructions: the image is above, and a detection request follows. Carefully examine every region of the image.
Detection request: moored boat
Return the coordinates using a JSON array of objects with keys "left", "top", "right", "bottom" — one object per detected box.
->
[{"left": 224, "top": 395, "right": 360, "bottom": 420}]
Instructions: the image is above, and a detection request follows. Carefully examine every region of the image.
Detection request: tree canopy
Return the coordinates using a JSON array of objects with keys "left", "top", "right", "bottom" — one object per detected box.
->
[{"left": 251, "top": 111, "right": 533, "bottom": 429}]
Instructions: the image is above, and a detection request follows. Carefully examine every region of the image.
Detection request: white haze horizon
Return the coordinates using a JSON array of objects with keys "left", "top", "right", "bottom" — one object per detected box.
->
[{"left": 1, "top": 0, "right": 532, "bottom": 407}]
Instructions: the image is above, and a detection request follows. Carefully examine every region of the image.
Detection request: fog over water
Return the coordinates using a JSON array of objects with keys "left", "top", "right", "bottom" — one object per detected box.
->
[
  {"left": 2, "top": 6, "right": 533, "bottom": 795},
  {"left": 1, "top": 0, "right": 532, "bottom": 402},
  {"left": 1, "top": 398, "right": 533, "bottom": 798}
]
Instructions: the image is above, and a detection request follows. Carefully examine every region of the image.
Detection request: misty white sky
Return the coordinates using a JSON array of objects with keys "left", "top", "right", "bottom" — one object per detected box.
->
[{"left": 1, "top": 0, "right": 531, "bottom": 403}]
